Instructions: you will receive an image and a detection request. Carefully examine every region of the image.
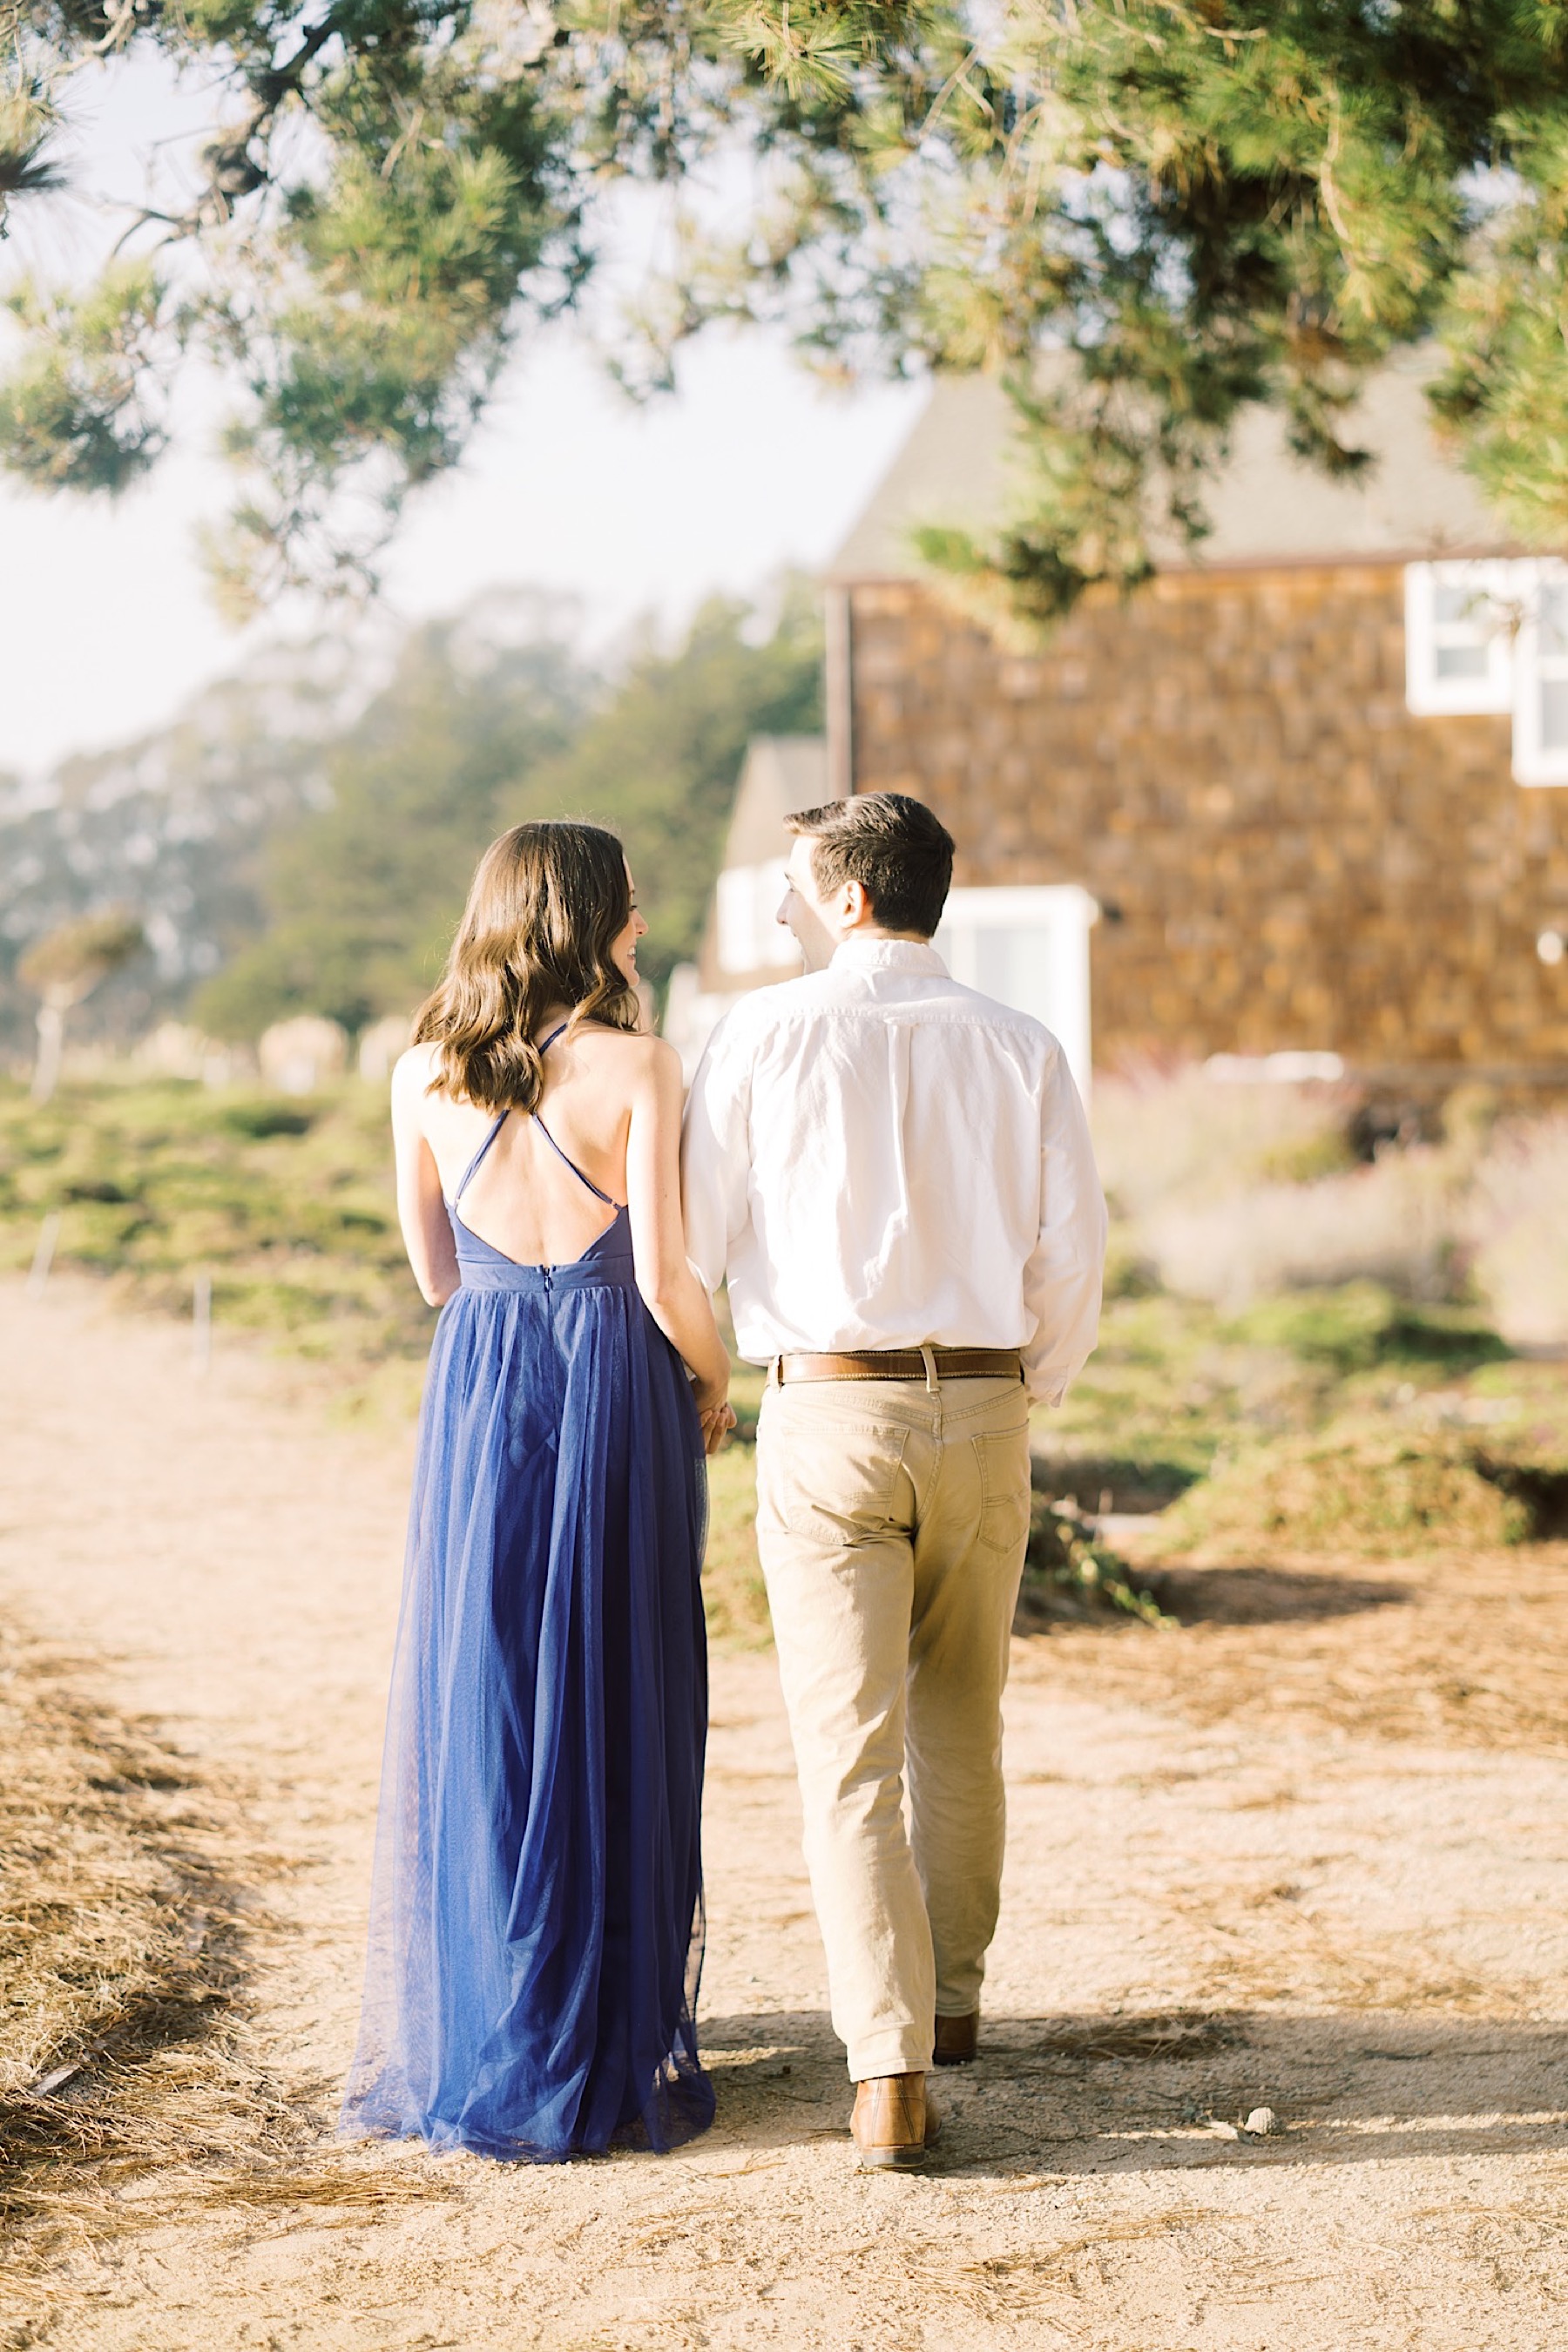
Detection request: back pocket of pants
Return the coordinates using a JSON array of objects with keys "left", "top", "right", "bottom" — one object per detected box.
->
[
  {"left": 758, "top": 1407, "right": 909, "bottom": 1549},
  {"left": 974, "top": 1424, "right": 1031, "bottom": 1556}
]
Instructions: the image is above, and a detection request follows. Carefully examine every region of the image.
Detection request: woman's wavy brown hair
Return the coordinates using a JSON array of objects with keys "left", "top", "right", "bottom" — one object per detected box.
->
[{"left": 413, "top": 822, "right": 639, "bottom": 1112}]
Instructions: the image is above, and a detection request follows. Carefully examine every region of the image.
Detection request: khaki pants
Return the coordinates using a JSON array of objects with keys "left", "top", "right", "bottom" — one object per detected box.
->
[{"left": 754, "top": 1373, "right": 1031, "bottom": 2081}]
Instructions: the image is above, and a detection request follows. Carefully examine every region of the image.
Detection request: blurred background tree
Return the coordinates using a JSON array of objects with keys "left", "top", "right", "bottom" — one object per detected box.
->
[
  {"left": 517, "top": 579, "right": 822, "bottom": 997},
  {"left": 0, "top": 582, "right": 820, "bottom": 1056},
  {"left": 6, "top": 4, "right": 1568, "bottom": 626},
  {"left": 0, "top": 637, "right": 379, "bottom": 1058},
  {"left": 195, "top": 581, "right": 820, "bottom": 1031},
  {"left": 192, "top": 606, "right": 590, "bottom": 1038},
  {"left": 20, "top": 911, "right": 145, "bottom": 1101}
]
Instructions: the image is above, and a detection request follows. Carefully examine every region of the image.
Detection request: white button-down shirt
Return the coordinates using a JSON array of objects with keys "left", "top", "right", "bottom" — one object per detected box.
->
[{"left": 680, "top": 936, "right": 1107, "bottom": 1403}]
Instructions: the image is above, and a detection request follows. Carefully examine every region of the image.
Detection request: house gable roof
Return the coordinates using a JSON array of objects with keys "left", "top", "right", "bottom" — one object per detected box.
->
[
  {"left": 724, "top": 735, "right": 829, "bottom": 867},
  {"left": 827, "top": 357, "right": 1514, "bottom": 585}
]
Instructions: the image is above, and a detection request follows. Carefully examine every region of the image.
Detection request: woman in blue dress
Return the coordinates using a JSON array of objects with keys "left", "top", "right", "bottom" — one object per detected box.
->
[{"left": 341, "top": 821, "right": 734, "bottom": 2160}]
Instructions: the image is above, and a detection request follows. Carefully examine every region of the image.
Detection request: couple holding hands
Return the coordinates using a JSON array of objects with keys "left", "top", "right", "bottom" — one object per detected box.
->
[{"left": 341, "top": 793, "right": 1105, "bottom": 2171}]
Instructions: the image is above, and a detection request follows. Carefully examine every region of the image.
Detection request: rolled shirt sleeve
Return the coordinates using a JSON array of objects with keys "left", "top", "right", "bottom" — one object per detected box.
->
[{"left": 1020, "top": 1044, "right": 1108, "bottom": 1405}]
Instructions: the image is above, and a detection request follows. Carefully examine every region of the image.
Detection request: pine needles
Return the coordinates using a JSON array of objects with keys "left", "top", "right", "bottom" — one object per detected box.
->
[{"left": 0, "top": 1609, "right": 439, "bottom": 2320}]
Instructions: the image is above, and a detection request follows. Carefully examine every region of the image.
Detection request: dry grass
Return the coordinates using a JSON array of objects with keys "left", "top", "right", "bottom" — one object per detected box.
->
[
  {"left": 0, "top": 1615, "right": 251, "bottom": 2106},
  {"left": 903, "top": 2207, "right": 1212, "bottom": 2325},
  {"left": 1144, "top": 1152, "right": 1463, "bottom": 1308},
  {"left": 1467, "top": 1112, "right": 1568, "bottom": 1347},
  {"left": 1032, "top": 1539, "right": 1568, "bottom": 1755},
  {"left": 0, "top": 1610, "right": 444, "bottom": 2325},
  {"left": 1091, "top": 1066, "right": 1354, "bottom": 1225},
  {"left": 1093, "top": 1068, "right": 1568, "bottom": 1346}
]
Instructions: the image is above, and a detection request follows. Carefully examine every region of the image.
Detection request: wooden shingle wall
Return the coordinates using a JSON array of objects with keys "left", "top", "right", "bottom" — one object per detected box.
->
[{"left": 848, "top": 564, "right": 1568, "bottom": 1074}]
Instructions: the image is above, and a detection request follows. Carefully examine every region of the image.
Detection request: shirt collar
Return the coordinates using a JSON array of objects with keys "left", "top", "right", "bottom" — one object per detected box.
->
[{"left": 829, "top": 935, "right": 949, "bottom": 977}]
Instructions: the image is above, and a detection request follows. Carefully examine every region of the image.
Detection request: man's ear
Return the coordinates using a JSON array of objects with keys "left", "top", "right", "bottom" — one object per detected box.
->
[{"left": 841, "top": 878, "right": 873, "bottom": 928}]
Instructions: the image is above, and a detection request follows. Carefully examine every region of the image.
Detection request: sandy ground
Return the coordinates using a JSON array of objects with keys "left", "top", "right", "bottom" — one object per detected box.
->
[{"left": 4, "top": 1277, "right": 1568, "bottom": 2350}]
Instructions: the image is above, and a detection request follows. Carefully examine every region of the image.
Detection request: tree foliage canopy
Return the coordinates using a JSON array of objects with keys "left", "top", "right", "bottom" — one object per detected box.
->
[
  {"left": 518, "top": 580, "right": 823, "bottom": 990},
  {"left": 18, "top": 909, "right": 145, "bottom": 1005},
  {"left": 192, "top": 583, "right": 821, "bottom": 1037},
  {"left": 7, "top": 3, "right": 1568, "bottom": 622}
]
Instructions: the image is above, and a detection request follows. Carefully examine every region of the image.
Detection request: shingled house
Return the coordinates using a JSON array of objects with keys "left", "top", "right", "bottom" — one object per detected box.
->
[{"left": 811, "top": 362, "right": 1568, "bottom": 1094}]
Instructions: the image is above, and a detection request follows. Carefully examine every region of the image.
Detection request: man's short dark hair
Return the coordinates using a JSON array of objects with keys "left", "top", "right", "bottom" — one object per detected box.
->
[{"left": 784, "top": 793, "right": 955, "bottom": 938}]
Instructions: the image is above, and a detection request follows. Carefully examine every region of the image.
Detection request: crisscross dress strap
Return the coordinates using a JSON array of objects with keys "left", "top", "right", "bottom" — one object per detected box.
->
[
  {"left": 533, "top": 1114, "right": 620, "bottom": 1207},
  {"left": 534, "top": 1019, "right": 624, "bottom": 1209},
  {"left": 449, "top": 1024, "right": 564, "bottom": 1206},
  {"left": 451, "top": 1111, "right": 509, "bottom": 1208}
]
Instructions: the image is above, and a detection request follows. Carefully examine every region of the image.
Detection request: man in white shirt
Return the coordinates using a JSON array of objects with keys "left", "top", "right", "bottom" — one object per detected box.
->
[{"left": 681, "top": 793, "right": 1106, "bottom": 2169}]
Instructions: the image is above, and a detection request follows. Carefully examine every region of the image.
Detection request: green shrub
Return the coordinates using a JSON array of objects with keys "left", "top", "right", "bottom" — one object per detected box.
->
[
  {"left": 1018, "top": 1497, "right": 1172, "bottom": 1626},
  {"left": 219, "top": 1100, "right": 316, "bottom": 1139},
  {"left": 1153, "top": 1431, "right": 1531, "bottom": 1559},
  {"left": 0, "top": 1075, "right": 429, "bottom": 1366},
  {"left": 1223, "top": 1281, "right": 1511, "bottom": 1379}
]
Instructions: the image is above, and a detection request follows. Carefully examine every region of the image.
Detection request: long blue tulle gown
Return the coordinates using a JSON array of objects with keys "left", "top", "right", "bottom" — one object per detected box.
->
[{"left": 341, "top": 1042, "right": 714, "bottom": 2159}]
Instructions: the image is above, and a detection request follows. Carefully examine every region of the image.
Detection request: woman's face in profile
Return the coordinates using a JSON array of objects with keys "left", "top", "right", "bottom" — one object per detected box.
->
[{"left": 611, "top": 864, "right": 648, "bottom": 987}]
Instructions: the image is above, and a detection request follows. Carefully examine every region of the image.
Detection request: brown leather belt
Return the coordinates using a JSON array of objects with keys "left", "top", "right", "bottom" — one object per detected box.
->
[{"left": 772, "top": 1348, "right": 1024, "bottom": 1385}]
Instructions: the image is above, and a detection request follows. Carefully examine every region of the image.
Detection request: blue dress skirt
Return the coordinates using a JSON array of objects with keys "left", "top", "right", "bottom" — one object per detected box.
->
[{"left": 341, "top": 1103, "right": 714, "bottom": 2160}]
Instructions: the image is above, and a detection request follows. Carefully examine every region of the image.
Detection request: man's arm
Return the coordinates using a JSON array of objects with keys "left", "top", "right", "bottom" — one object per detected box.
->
[
  {"left": 679, "top": 1013, "right": 754, "bottom": 1298},
  {"left": 1020, "top": 1044, "right": 1108, "bottom": 1404}
]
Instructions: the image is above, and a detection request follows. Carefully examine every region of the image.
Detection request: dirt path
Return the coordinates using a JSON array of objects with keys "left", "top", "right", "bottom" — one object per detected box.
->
[{"left": 4, "top": 1277, "right": 1568, "bottom": 2350}]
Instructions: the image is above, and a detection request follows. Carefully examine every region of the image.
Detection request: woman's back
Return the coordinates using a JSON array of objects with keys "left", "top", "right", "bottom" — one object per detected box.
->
[{"left": 401, "top": 1022, "right": 655, "bottom": 1271}]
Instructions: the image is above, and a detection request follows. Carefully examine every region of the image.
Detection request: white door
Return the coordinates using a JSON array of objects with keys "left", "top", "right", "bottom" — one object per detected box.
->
[{"left": 934, "top": 884, "right": 1098, "bottom": 1098}]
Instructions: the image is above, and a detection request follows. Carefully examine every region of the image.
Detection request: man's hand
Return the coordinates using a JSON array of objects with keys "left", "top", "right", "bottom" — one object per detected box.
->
[
  {"left": 699, "top": 1402, "right": 738, "bottom": 1457},
  {"left": 694, "top": 1373, "right": 736, "bottom": 1456}
]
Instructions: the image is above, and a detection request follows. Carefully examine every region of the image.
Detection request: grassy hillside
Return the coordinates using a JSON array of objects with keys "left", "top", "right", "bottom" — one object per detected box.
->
[
  {"left": 5, "top": 1071, "right": 1567, "bottom": 1645},
  {"left": 0, "top": 1077, "right": 429, "bottom": 1370}
]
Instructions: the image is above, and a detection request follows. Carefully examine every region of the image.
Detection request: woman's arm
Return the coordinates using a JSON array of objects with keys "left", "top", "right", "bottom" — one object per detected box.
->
[
  {"left": 625, "top": 1037, "right": 733, "bottom": 1441},
  {"left": 391, "top": 1047, "right": 460, "bottom": 1309}
]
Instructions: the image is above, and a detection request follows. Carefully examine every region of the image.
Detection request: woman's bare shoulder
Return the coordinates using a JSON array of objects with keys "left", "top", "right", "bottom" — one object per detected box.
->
[
  {"left": 576, "top": 1023, "right": 675, "bottom": 1070},
  {"left": 394, "top": 1038, "right": 439, "bottom": 1083},
  {"left": 622, "top": 1030, "right": 682, "bottom": 1087},
  {"left": 392, "top": 1039, "right": 441, "bottom": 1112}
]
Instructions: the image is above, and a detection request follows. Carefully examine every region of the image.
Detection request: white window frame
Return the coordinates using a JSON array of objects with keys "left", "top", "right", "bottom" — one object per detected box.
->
[
  {"left": 1404, "top": 560, "right": 1516, "bottom": 717},
  {"left": 1405, "top": 557, "right": 1568, "bottom": 787},
  {"left": 1511, "top": 558, "right": 1568, "bottom": 787},
  {"left": 934, "top": 883, "right": 1098, "bottom": 1099}
]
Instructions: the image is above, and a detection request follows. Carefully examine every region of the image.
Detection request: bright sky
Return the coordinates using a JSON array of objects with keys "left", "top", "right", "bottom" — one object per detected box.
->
[{"left": 0, "top": 56, "right": 925, "bottom": 781}]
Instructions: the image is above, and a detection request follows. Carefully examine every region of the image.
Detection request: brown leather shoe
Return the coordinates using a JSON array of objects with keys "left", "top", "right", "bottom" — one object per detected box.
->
[
  {"left": 850, "top": 2072, "right": 942, "bottom": 2170},
  {"left": 933, "top": 2011, "right": 979, "bottom": 2066}
]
